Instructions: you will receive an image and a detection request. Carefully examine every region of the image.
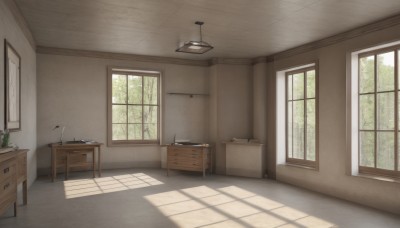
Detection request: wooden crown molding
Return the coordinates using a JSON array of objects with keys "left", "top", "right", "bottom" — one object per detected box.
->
[
  {"left": 4, "top": 0, "right": 36, "bottom": 50},
  {"left": 36, "top": 46, "right": 210, "bottom": 67},
  {"left": 209, "top": 57, "right": 252, "bottom": 66},
  {"left": 37, "top": 46, "right": 257, "bottom": 67},
  {"left": 251, "top": 56, "right": 275, "bottom": 65},
  {"left": 252, "top": 57, "right": 267, "bottom": 65},
  {"left": 263, "top": 13, "right": 400, "bottom": 61}
]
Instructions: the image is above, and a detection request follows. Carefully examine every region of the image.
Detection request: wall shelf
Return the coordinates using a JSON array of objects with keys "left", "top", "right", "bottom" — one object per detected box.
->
[{"left": 167, "top": 92, "right": 209, "bottom": 98}]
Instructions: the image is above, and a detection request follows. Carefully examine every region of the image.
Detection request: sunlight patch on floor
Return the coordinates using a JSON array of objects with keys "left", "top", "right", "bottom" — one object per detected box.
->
[
  {"left": 144, "top": 185, "right": 336, "bottom": 228},
  {"left": 64, "top": 173, "right": 163, "bottom": 199}
]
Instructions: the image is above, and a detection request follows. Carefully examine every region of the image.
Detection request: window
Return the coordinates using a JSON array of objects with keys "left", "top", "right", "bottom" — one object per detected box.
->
[
  {"left": 107, "top": 68, "right": 160, "bottom": 145},
  {"left": 358, "top": 47, "right": 400, "bottom": 178},
  {"left": 286, "top": 66, "right": 318, "bottom": 168}
]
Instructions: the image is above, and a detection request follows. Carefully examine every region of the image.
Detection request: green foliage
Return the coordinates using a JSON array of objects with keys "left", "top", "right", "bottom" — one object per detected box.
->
[
  {"left": 359, "top": 52, "right": 396, "bottom": 170},
  {"left": 288, "top": 70, "right": 316, "bottom": 161},
  {"left": 112, "top": 74, "right": 158, "bottom": 141},
  {"left": 1, "top": 131, "right": 10, "bottom": 148}
]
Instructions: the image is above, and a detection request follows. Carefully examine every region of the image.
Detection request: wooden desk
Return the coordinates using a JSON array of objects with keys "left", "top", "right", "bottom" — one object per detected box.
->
[
  {"left": 48, "top": 143, "right": 102, "bottom": 182},
  {"left": 0, "top": 149, "right": 28, "bottom": 217},
  {"left": 167, "top": 145, "right": 211, "bottom": 177}
]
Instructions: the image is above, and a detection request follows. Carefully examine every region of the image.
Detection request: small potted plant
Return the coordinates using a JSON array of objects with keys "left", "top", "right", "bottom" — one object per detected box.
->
[
  {"left": 0, "top": 130, "right": 14, "bottom": 154},
  {"left": 1, "top": 129, "right": 10, "bottom": 148}
]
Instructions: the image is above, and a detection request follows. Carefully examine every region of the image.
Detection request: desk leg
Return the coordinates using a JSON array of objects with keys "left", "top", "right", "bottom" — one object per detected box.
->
[
  {"left": 65, "top": 151, "right": 69, "bottom": 180},
  {"left": 98, "top": 147, "right": 101, "bottom": 177},
  {"left": 23, "top": 180, "right": 27, "bottom": 205},
  {"left": 51, "top": 148, "right": 57, "bottom": 182},
  {"left": 14, "top": 202, "right": 17, "bottom": 217},
  {"left": 209, "top": 148, "right": 213, "bottom": 175},
  {"left": 203, "top": 151, "right": 206, "bottom": 178},
  {"left": 92, "top": 149, "right": 95, "bottom": 178}
]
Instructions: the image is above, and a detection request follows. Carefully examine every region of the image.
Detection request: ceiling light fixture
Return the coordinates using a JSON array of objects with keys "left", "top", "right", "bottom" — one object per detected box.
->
[{"left": 176, "top": 21, "right": 213, "bottom": 54}]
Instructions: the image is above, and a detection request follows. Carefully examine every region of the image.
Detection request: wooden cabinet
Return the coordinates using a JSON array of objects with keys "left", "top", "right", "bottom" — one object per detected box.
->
[
  {"left": 167, "top": 145, "right": 211, "bottom": 177},
  {"left": 225, "top": 142, "right": 265, "bottom": 178},
  {"left": 0, "top": 149, "right": 28, "bottom": 217}
]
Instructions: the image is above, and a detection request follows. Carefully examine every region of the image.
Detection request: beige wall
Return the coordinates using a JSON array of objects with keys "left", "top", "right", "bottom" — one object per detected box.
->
[
  {"left": 37, "top": 54, "right": 209, "bottom": 173},
  {"left": 268, "top": 24, "right": 400, "bottom": 214},
  {"left": 0, "top": 1, "right": 37, "bottom": 187},
  {"left": 252, "top": 62, "right": 267, "bottom": 144},
  {"left": 209, "top": 64, "right": 252, "bottom": 174},
  {"left": 37, "top": 53, "right": 255, "bottom": 176}
]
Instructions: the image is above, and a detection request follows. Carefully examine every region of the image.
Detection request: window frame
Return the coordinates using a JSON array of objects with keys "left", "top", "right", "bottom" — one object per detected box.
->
[
  {"left": 107, "top": 67, "right": 161, "bottom": 146},
  {"left": 357, "top": 46, "right": 400, "bottom": 179},
  {"left": 285, "top": 66, "right": 319, "bottom": 169}
]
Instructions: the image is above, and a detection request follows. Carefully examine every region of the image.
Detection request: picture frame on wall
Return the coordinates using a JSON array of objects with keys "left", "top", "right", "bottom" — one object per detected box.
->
[{"left": 4, "top": 39, "right": 21, "bottom": 131}]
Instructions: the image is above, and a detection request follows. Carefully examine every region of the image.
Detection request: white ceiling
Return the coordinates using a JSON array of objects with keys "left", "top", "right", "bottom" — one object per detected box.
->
[{"left": 15, "top": 0, "right": 400, "bottom": 60}]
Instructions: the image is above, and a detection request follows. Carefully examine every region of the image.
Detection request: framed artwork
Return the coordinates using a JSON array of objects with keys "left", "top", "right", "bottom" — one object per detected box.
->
[{"left": 4, "top": 39, "right": 21, "bottom": 131}]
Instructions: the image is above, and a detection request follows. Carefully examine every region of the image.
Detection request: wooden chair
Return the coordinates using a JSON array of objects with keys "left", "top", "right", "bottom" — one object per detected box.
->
[{"left": 65, "top": 148, "right": 95, "bottom": 180}]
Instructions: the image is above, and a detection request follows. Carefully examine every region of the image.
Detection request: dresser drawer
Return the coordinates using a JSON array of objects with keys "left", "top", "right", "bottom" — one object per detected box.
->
[
  {"left": 167, "top": 152, "right": 202, "bottom": 159},
  {"left": 168, "top": 157, "right": 203, "bottom": 164},
  {"left": 166, "top": 146, "right": 211, "bottom": 176},
  {"left": 0, "top": 158, "right": 16, "bottom": 183},
  {"left": 0, "top": 191, "right": 16, "bottom": 215},
  {"left": 168, "top": 149, "right": 202, "bottom": 157},
  {"left": 168, "top": 147, "right": 202, "bottom": 153},
  {"left": 0, "top": 176, "right": 17, "bottom": 204}
]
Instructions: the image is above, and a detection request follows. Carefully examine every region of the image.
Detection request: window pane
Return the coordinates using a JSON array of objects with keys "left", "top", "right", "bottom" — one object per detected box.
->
[
  {"left": 143, "top": 76, "right": 158, "bottom": 105},
  {"left": 377, "top": 132, "right": 395, "bottom": 170},
  {"left": 128, "top": 75, "right": 142, "bottom": 104},
  {"left": 112, "top": 105, "right": 127, "bottom": 123},
  {"left": 398, "top": 134, "right": 400, "bottom": 171},
  {"left": 359, "top": 94, "right": 374, "bottom": 130},
  {"left": 398, "top": 50, "right": 400, "bottom": 90},
  {"left": 306, "top": 99, "right": 316, "bottom": 161},
  {"left": 359, "top": 131, "right": 374, "bottom": 167},
  {"left": 128, "top": 124, "right": 142, "bottom": 140},
  {"left": 143, "top": 106, "right": 158, "bottom": 124},
  {"left": 128, "top": 106, "right": 142, "bottom": 123},
  {"left": 112, "top": 74, "right": 127, "bottom": 104},
  {"left": 288, "top": 101, "right": 293, "bottom": 158},
  {"left": 293, "top": 100, "right": 304, "bottom": 159},
  {"left": 377, "top": 92, "right": 394, "bottom": 130},
  {"left": 293, "top": 73, "right": 304, "bottom": 100},
  {"left": 377, "top": 52, "right": 394, "bottom": 92},
  {"left": 306, "top": 70, "right": 315, "bottom": 98},
  {"left": 359, "top": 56, "right": 375, "bottom": 93},
  {"left": 144, "top": 124, "right": 157, "bottom": 140},
  {"left": 288, "top": 75, "right": 292, "bottom": 101},
  {"left": 112, "top": 124, "right": 127, "bottom": 140}
]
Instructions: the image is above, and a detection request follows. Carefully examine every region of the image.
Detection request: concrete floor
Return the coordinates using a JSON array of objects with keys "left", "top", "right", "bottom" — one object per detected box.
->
[{"left": 0, "top": 168, "right": 399, "bottom": 228}]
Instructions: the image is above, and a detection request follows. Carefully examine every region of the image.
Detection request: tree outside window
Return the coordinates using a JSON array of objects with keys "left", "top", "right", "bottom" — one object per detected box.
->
[
  {"left": 286, "top": 66, "right": 318, "bottom": 168},
  {"left": 358, "top": 49, "right": 400, "bottom": 178},
  {"left": 108, "top": 69, "right": 160, "bottom": 145}
]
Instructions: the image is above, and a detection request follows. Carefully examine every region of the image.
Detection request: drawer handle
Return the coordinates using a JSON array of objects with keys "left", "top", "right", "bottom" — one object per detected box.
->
[
  {"left": 3, "top": 167, "right": 10, "bottom": 174},
  {"left": 3, "top": 183, "right": 10, "bottom": 190}
]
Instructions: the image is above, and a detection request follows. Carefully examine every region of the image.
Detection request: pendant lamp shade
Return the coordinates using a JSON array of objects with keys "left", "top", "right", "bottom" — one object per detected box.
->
[{"left": 176, "top": 21, "right": 213, "bottom": 54}]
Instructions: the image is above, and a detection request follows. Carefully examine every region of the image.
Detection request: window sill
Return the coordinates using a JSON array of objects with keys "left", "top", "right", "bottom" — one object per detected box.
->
[
  {"left": 278, "top": 163, "right": 319, "bottom": 171},
  {"left": 352, "top": 173, "right": 400, "bottom": 184}
]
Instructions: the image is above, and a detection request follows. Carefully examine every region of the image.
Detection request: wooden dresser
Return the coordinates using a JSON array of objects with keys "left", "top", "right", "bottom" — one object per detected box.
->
[
  {"left": 0, "top": 149, "right": 28, "bottom": 217},
  {"left": 167, "top": 145, "right": 211, "bottom": 177}
]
